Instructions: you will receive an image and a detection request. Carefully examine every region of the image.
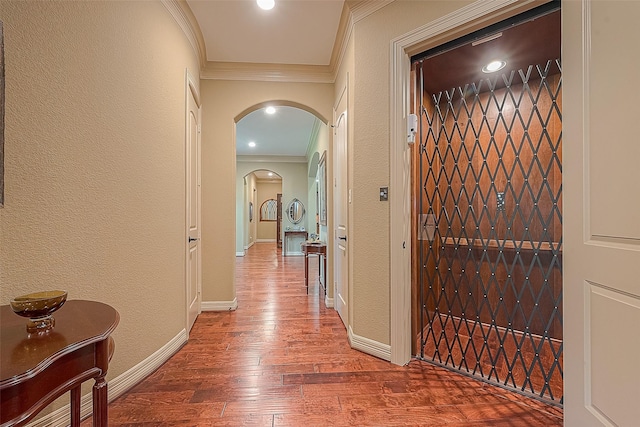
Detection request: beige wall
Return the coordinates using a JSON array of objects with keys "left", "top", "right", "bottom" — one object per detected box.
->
[
  {"left": 346, "top": 1, "right": 474, "bottom": 344},
  {"left": 0, "top": 0, "right": 199, "bottom": 413},
  {"left": 256, "top": 181, "right": 281, "bottom": 240},
  {"left": 201, "top": 80, "right": 333, "bottom": 302}
]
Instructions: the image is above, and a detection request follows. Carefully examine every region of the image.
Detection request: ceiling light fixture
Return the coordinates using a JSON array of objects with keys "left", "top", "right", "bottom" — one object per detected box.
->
[
  {"left": 482, "top": 60, "right": 507, "bottom": 73},
  {"left": 268, "top": 172, "right": 273, "bottom": 177},
  {"left": 248, "top": 141, "right": 256, "bottom": 147},
  {"left": 265, "top": 106, "right": 276, "bottom": 115},
  {"left": 257, "top": 0, "right": 275, "bottom": 11}
]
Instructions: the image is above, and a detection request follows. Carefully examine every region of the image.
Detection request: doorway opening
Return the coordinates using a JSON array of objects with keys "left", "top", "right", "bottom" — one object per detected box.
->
[
  {"left": 242, "top": 170, "right": 283, "bottom": 252},
  {"left": 411, "top": 5, "right": 562, "bottom": 405}
]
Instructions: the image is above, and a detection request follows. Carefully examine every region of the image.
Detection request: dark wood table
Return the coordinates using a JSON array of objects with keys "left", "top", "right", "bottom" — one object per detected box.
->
[
  {"left": 0, "top": 300, "right": 119, "bottom": 427},
  {"left": 301, "top": 242, "right": 327, "bottom": 294}
]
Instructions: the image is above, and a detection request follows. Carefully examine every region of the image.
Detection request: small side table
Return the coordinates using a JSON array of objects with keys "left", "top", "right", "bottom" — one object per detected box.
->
[
  {"left": 301, "top": 242, "right": 327, "bottom": 294},
  {"left": 0, "top": 300, "right": 119, "bottom": 427}
]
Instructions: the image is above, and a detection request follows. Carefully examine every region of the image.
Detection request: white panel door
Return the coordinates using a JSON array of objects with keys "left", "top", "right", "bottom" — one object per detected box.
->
[
  {"left": 564, "top": 2, "right": 640, "bottom": 425},
  {"left": 334, "top": 110, "right": 348, "bottom": 328},
  {"left": 186, "top": 78, "right": 201, "bottom": 332}
]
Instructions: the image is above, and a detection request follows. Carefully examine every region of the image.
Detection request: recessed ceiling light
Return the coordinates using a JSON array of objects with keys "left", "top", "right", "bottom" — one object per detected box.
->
[
  {"left": 482, "top": 60, "right": 507, "bottom": 73},
  {"left": 265, "top": 106, "right": 276, "bottom": 115},
  {"left": 257, "top": 0, "right": 275, "bottom": 11},
  {"left": 248, "top": 141, "right": 256, "bottom": 148},
  {"left": 268, "top": 172, "right": 273, "bottom": 177}
]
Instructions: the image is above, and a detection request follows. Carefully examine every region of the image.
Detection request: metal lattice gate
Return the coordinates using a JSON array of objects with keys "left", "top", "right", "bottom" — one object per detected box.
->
[{"left": 415, "top": 59, "right": 563, "bottom": 404}]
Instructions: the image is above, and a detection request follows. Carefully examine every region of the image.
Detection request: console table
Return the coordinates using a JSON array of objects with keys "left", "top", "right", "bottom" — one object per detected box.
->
[
  {"left": 283, "top": 230, "right": 308, "bottom": 256},
  {"left": 0, "top": 300, "right": 119, "bottom": 427},
  {"left": 302, "top": 242, "right": 327, "bottom": 294}
]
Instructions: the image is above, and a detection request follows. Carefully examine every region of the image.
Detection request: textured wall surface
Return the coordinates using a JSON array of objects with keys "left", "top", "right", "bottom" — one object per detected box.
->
[
  {"left": 0, "top": 0, "right": 199, "bottom": 412},
  {"left": 200, "top": 79, "right": 332, "bottom": 302},
  {"left": 349, "top": 1, "right": 474, "bottom": 345}
]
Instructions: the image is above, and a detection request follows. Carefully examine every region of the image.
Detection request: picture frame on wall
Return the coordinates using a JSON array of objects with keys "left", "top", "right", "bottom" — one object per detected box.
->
[{"left": 318, "top": 151, "right": 327, "bottom": 226}]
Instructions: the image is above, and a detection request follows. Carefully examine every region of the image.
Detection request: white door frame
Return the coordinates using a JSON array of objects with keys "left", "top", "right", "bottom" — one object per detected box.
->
[
  {"left": 389, "top": 0, "right": 552, "bottom": 365},
  {"left": 185, "top": 70, "right": 202, "bottom": 332},
  {"left": 333, "top": 94, "right": 348, "bottom": 329}
]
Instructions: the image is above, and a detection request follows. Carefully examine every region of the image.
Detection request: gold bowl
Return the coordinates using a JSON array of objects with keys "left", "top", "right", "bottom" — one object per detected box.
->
[{"left": 10, "top": 290, "right": 68, "bottom": 333}]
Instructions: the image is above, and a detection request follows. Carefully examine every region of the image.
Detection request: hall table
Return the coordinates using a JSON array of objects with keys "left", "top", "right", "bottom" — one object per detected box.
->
[
  {"left": 0, "top": 300, "right": 119, "bottom": 427},
  {"left": 301, "top": 241, "right": 327, "bottom": 295}
]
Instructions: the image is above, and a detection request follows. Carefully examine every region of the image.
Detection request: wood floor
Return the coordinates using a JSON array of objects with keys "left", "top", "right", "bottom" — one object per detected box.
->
[{"left": 85, "top": 242, "right": 563, "bottom": 426}]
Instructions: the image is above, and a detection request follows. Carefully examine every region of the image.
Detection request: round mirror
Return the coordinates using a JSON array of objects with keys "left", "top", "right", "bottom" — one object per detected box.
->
[{"left": 287, "top": 198, "right": 305, "bottom": 224}]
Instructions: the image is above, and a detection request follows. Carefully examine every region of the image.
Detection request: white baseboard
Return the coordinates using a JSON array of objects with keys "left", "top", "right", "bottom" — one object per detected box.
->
[
  {"left": 201, "top": 298, "right": 238, "bottom": 311},
  {"left": 324, "top": 295, "right": 334, "bottom": 308},
  {"left": 236, "top": 251, "right": 245, "bottom": 257},
  {"left": 244, "top": 241, "right": 255, "bottom": 250},
  {"left": 26, "top": 329, "right": 188, "bottom": 427},
  {"left": 255, "top": 239, "right": 276, "bottom": 243},
  {"left": 348, "top": 325, "right": 391, "bottom": 362}
]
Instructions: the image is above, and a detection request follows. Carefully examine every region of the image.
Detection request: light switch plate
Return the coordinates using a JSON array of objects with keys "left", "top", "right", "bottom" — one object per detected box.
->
[{"left": 380, "top": 187, "right": 388, "bottom": 201}]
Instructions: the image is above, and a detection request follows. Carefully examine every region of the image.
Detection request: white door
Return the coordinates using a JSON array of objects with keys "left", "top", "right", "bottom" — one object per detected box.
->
[
  {"left": 564, "top": 2, "right": 640, "bottom": 425},
  {"left": 186, "top": 76, "right": 201, "bottom": 332},
  {"left": 334, "top": 110, "right": 348, "bottom": 328}
]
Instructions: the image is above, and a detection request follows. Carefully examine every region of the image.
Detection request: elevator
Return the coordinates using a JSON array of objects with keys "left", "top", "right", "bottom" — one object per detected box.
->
[{"left": 411, "top": 6, "right": 562, "bottom": 404}]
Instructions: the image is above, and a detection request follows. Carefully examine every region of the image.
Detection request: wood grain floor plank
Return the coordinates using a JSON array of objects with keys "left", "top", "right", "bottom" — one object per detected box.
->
[{"left": 81, "top": 243, "right": 562, "bottom": 426}]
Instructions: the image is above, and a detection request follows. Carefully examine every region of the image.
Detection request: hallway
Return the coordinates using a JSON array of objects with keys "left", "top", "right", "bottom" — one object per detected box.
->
[{"left": 88, "top": 243, "right": 563, "bottom": 426}]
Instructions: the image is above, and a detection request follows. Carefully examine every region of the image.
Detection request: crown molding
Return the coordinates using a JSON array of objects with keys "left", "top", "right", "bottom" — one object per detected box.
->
[
  {"left": 237, "top": 155, "right": 308, "bottom": 164},
  {"left": 329, "top": 0, "right": 394, "bottom": 81},
  {"left": 349, "top": 0, "right": 395, "bottom": 24},
  {"left": 162, "top": 0, "right": 396, "bottom": 83},
  {"left": 201, "top": 61, "right": 334, "bottom": 83},
  {"left": 161, "top": 0, "right": 207, "bottom": 69}
]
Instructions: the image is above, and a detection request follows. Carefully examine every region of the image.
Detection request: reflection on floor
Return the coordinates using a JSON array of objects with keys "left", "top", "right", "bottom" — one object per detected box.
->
[{"left": 82, "top": 243, "right": 563, "bottom": 426}]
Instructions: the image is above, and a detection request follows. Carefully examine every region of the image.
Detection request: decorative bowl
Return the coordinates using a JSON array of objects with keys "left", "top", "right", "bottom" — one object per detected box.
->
[{"left": 10, "top": 290, "right": 68, "bottom": 333}]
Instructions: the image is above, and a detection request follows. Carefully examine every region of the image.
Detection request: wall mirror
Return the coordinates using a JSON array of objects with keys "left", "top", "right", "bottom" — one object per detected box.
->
[{"left": 287, "top": 198, "right": 305, "bottom": 224}]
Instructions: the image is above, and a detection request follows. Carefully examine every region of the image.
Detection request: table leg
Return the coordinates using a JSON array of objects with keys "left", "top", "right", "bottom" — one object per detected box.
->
[
  {"left": 93, "top": 376, "right": 108, "bottom": 427},
  {"left": 70, "top": 385, "right": 81, "bottom": 427},
  {"left": 322, "top": 254, "right": 327, "bottom": 296},
  {"left": 304, "top": 252, "right": 309, "bottom": 294}
]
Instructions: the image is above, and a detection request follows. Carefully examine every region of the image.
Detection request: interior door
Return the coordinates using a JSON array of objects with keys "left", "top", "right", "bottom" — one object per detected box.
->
[
  {"left": 564, "top": 2, "right": 640, "bottom": 425},
  {"left": 186, "top": 77, "right": 201, "bottom": 332},
  {"left": 334, "top": 110, "right": 348, "bottom": 328}
]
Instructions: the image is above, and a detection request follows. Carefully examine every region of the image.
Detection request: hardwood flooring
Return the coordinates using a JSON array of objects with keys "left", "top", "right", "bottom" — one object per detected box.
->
[{"left": 84, "top": 242, "right": 563, "bottom": 426}]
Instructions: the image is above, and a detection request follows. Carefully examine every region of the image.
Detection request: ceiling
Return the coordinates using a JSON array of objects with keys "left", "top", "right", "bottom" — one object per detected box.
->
[
  {"left": 416, "top": 9, "right": 560, "bottom": 95},
  {"left": 235, "top": 106, "right": 319, "bottom": 157},
  {"left": 185, "top": 0, "right": 343, "bottom": 158},
  {"left": 186, "top": 0, "right": 345, "bottom": 66},
  {"left": 184, "top": 1, "right": 560, "bottom": 158}
]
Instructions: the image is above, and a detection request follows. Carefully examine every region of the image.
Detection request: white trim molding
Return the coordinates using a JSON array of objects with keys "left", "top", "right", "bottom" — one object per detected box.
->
[
  {"left": 26, "top": 329, "right": 188, "bottom": 427},
  {"left": 236, "top": 251, "right": 245, "bottom": 257},
  {"left": 255, "top": 239, "right": 276, "bottom": 243},
  {"left": 201, "top": 61, "right": 333, "bottom": 83},
  {"left": 388, "top": 0, "right": 545, "bottom": 366},
  {"left": 324, "top": 295, "right": 334, "bottom": 308},
  {"left": 161, "top": 0, "right": 206, "bottom": 69},
  {"left": 348, "top": 326, "right": 391, "bottom": 362},
  {"left": 201, "top": 298, "right": 238, "bottom": 311}
]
